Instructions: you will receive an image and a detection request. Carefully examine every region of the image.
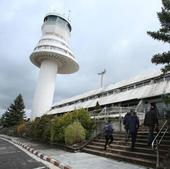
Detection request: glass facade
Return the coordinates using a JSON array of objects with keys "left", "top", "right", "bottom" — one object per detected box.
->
[{"left": 44, "top": 15, "right": 71, "bottom": 32}]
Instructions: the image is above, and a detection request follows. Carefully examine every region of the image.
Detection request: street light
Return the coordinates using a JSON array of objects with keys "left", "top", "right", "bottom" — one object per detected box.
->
[{"left": 98, "top": 69, "right": 106, "bottom": 88}]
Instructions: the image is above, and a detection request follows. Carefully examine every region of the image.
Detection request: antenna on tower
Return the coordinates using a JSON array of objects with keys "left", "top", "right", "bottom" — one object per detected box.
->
[
  {"left": 68, "top": 10, "right": 71, "bottom": 20},
  {"left": 98, "top": 69, "right": 106, "bottom": 88}
]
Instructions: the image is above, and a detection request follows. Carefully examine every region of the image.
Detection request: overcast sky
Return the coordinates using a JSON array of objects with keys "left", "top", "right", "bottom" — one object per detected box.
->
[{"left": 0, "top": 0, "right": 169, "bottom": 116}]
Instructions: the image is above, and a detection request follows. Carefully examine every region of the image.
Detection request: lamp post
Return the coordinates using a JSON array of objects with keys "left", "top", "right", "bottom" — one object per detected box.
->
[{"left": 98, "top": 69, "right": 106, "bottom": 88}]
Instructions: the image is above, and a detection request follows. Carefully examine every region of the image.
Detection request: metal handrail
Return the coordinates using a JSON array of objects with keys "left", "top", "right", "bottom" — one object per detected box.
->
[
  {"left": 152, "top": 120, "right": 168, "bottom": 169},
  {"left": 90, "top": 106, "right": 136, "bottom": 119}
]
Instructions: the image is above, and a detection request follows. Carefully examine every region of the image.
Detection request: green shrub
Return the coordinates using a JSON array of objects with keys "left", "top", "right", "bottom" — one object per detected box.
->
[
  {"left": 29, "top": 115, "right": 52, "bottom": 141},
  {"left": 25, "top": 109, "right": 95, "bottom": 144},
  {"left": 16, "top": 123, "right": 26, "bottom": 137},
  {"left": 50, "top": 109, "right": 95, "bottom": 143},
  {"left": 65, "top": 121, "right": 86, "bottom": 145},
  {"left": 24, "top": 122, "right": 32, "bottom": 137},
  {"left": 42, "top": 119, "right": 52, "bottom": 142},
  {"left": 29, "top": 117, "right": 41, "bottom": 138},
  {"left": 72, "top": 109, "right": 96, "bottom": 138},
  {"left": 50, "top": 116, "right": 66, "bottom": 143}
]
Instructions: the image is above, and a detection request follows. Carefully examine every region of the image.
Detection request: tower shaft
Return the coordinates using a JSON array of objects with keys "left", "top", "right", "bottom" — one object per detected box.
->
[{"left": 31, "top": 60, "right": 58, "bottom": 119}]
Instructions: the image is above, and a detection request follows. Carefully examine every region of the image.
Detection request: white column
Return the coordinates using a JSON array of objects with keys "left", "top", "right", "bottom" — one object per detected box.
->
[{"left": 31, "top": 59, "right": 58, "bottom": 120}]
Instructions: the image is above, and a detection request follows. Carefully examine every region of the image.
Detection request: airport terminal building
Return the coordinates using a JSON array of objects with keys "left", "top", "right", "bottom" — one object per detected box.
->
[{"left": 47, "top": 71, "right": 170, "bottom": 117}]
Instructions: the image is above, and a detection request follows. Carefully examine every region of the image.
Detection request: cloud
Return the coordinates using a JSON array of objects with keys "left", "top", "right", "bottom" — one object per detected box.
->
[{"left": 0, "top": 0, "right": 168, "bottom": 113}]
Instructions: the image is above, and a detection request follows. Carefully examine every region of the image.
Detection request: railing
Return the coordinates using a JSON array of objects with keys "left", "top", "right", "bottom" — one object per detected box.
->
[
  {"left": 90, "top": 106, "right": 136, "bottom": 132},
  {"left": 39, "top": 38, "right": 70, "bottom": 49},
  {"left": 34, "top": 45, "right": 74, "bottom": 58},
  {"left": 90, "top": 106, "right": 136, "bottom": 120},
  {"left": 152, "top": 120, "right": 169, "bottom": 169},
  {"left": 77, "top": 130, "right": 102, "bottom": 151}
]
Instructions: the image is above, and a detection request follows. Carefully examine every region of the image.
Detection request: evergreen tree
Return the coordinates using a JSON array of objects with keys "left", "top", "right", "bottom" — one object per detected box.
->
[
  {"left": 147, "top": 0, "right": 170, "bottom": 73},
  {"left": 1, "top": 94, "right": 25, "bottom": 127},
  {"left": 94, "top": 101, "right": 101, "bottom": 114},
  {"left": 1, "top": 111, "right": 11, "bottom": 127}
]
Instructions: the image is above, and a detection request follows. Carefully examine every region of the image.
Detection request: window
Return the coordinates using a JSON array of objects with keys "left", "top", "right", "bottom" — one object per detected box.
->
[
  {"left": 120, "top": 87, "right": 127, "bottom": 92},
  {"left": 102, "top": 92, "right": 108, "bottom": 97},
  {"left": 127, "top": 85, "right": 134, "bottom": 90},
  {"left": 57, "top": 17, "right": 67, "bottom": 27},
  {"left": 45, "top": 16, "right": 57, "bottom": 22},
  {"left": 66, "top": 23, "right": 71, "bottom": 32}
]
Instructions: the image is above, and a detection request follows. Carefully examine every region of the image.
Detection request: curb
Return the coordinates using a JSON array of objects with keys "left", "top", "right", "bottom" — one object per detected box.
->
[{"left": 0, "top": 135, "right": 72, "bottom": 169}]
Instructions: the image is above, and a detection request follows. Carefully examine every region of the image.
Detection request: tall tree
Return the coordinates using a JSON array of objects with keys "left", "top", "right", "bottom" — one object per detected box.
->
[
  {"left": 94, "top": 101, "right": 101, "bottom": 114},
  {"left": 147, "top": 0, "right": 170, "bottom": 73},
  {"left": 1, "top": 94, "right": 25, "bottom": 127},
  {"left": 1, "top": 111, "right": 11, "bottom": 127}
]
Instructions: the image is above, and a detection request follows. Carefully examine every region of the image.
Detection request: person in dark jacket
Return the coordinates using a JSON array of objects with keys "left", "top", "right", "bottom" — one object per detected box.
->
[
  {"left": 103, "top": 119, "right": 113, "bottom": 150},
  {"left": 144, "top": 103, "right": 159, "bottom": 146},
  {"left": 123, "top": 112, "right": 131, "bottom": 142},
  {"left": 128, "top": 111, "right": 139, "bottom": 151}
]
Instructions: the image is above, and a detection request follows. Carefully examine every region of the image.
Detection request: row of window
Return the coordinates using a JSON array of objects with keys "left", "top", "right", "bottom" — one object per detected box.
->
[
  {"left": 39, "top": 38, "right": 70, "bottom": 49},
  {"left": 45, "top": 32, "right": 66, "bottom": 41},
  {"left": 52, "top": 74, "right": 170, "bottom": 110},
  {"left": 34, "top": 45, "right": 74, "bottom": 58}
]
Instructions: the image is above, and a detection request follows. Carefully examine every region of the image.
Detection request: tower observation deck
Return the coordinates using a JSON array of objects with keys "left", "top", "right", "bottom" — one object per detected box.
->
[{"left": 30, "top": 12, "right": 79, "bottom": 120}]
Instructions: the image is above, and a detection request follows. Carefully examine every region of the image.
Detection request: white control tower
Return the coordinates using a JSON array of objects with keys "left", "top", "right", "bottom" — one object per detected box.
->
[{"left": 30, "top": 12, "right": 79, "bottom": 120}]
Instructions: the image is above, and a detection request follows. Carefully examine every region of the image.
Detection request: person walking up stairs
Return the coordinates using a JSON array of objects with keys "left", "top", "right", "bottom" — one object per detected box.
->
[
  {"left": 103, "top": 119, "right": 113, "bottom": 150},
  {"left": 128, "top": 111, "right": 139, "bottom": 151},
  {"left": 144, "top": 103, "right": 159, "bottom": 146}
]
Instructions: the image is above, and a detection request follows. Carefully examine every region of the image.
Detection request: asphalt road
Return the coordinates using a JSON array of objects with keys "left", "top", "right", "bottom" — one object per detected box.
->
[{"left": 0, "top": 138, "right": 49, "bottom": 169}]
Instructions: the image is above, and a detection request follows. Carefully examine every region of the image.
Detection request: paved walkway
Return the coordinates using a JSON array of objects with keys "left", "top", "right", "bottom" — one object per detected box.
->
[{"left": 12, "top": 137, "right": 149, "bottom": 169}]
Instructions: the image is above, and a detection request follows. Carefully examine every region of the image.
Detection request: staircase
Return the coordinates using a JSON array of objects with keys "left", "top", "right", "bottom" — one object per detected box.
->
[{"left": 83, "top": 126, "right": 170, "bottom": 168}]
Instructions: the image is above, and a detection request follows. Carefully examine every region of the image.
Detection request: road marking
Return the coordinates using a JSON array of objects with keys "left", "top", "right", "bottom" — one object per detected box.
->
[{"left": 33, "top": 167, "right": 46, "bottom": 169}]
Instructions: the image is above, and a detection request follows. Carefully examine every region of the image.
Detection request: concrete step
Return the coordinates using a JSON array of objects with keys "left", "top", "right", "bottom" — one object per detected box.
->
[
  {"left": 90, "top": 141, "right": 169, "bottom": 155},
  {"left": 83, "top": 125, "right": 170, "bottom": 168},
  {"left": 108, "top": 133, "right": 170, "bottom": 140},
  {"left": 83, "top": 148, "right": 156, "bottom": 168},
  {"left": 109, "top": 137, "right": 165, "bottom": 144},
  {"left": 111, "top": 132, "right": 170, "bottom": 137},
  {"left": 108, "top": 137, "right": 170, "bottom": 144},
  {"left": 95, "top": 139, "right": 170, "bottom": 149},
  {"left": 86, "top": 144, "right": 159, "bottom": 161}
]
